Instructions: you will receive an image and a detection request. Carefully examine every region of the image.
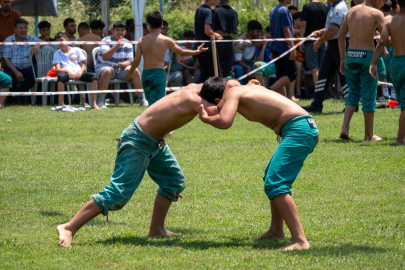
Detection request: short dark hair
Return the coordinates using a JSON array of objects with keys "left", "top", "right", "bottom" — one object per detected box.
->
[
  {"left": 199, "top": 77, "right": 229, "bottom": 104},
  {"left": 265, "top": 26, "right": 270, "bottom": 33},
  {"left": 112, "top": 21, "right": 126, "bottom": 29},
  {"left": 162, "top": 19, "right": 168, "bottom": 27},
  {"left": 38, "top": 21, "right": 51, "bottom": 29},
  {"left": 143, "top": 23, "right": 147, "bottom": 29},
  {"left": 90, "top": 19, "right": 105, "bottom": 30},
  {"left": 128, "top": 23, "right": 135, "bottom": 33},
  {"left": 63, "top": 18, "right": 75, "bottom": 27},
  {"left": 247, "top": 20, "right": 262, "bottom": 31},
  {"left": 292, "top": 12, "right": 302, "bottom": 21},
  {"left": 380, "top": 3, "right": 391, "bottom": 11},
  {"left": 397, "top": 0, "right": 404, "bottom": 7},
  {"left": 146, "top": 10, "right": 164, "bottom": 29},
  {"left": 54, "top": 32, "right": 67, "bottom": 40},
  {"left": 126, "top": 19, "right": 134, "bottom": 29},
  {"left": 288, "top": 6, "right": 298, "bottom": 11},
  {"left": 390, "top": 0, "right": 398, "bottom": 9},
  {"left": 183, "top": 30, "right": 194, "bottom": 39},
  {"left": 78, "top": 22, "right": 90, "bottom": 31}
]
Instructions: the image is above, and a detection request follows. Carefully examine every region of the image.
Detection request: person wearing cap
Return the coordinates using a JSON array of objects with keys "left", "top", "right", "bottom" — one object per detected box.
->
[
  {"left": 0, "top": 0, "right": 21, "bottom": 43},
  {"left": 2, "top": 18, "right": 40, "bottom": 104}
]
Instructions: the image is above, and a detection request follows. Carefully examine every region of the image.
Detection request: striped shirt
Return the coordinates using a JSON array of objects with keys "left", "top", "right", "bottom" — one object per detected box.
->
[
  {"left": 2, "top": 34, "right": 40, "bottom": 69},
  {"left": 95, "top": 36, "right": 133, "bottom": 69}
]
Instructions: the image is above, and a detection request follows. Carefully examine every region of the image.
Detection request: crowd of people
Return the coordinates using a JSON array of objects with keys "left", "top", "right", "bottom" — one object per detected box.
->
[{"left": 0, "top": 0, "right": 401, "bottom": 110}]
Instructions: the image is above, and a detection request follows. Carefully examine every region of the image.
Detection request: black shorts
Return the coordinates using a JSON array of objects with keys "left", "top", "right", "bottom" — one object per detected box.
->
[
  {"left": 57, "top": 72, "right": 96, "bottom": 84},
  {"left": 271, "top": 49, "right": 297, "bottom": 82}
]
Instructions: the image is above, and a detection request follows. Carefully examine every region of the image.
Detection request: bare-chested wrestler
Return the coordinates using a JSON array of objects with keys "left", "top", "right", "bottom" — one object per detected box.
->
[
  {"left": 56, "top": 83, "right": 218, "bottom": 247},
  {"left": 370, "top": 0, "right": 405, "bottom": 145},
  {"left": 198, "top": 78, "right": 319, "bottom": 250},
  {"left": 338, "top": 0, "right": 385, "bottom": 141}
]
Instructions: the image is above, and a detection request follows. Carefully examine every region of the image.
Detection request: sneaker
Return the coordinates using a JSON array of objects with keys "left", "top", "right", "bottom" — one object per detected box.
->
[
  {"left": 302, "top": 104, "right": 322, "bottom": 113},
  {"left": 100, "top": 105, "right": 108, "bottom": 109},
  {"left": 376, "top": 96, "right": 389, "bottom": 102},
  {"left": 84, "top": 103, "right": 91, "bottom": 109},
  {"left": 139, "top": 100, "right": 149, "bottom": 107},
  {"left": 105, "top": 99, "right": 111, "bottom": 106}
]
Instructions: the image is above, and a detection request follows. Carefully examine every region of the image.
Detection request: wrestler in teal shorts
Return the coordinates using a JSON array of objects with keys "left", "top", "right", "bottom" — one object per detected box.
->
[
  {"left": 0, "top": 72, "right": 12, "bottom": 89},
  {"left": 345, "top": 50, "right": 377, "bottom": 112},
  {"left": 263, "top": 115, "right": 319, "bottom": 200},
  {"left": 390, "top": 56, "right": 405, "bottom": 110},
  {"left": 91, "top": 117, "right": 185, "bottom": 216},
  {"left": 377, "top": 56, "right": 387, "bottom": 80},
  {"left": 253, "top": 61, "right": 276, "bottom": 76},
  {"left": 383, "top": 46, "right": 394, "bottom": 81},
  {"left": 142, "top": 69, "right": 167, "bottom": 106}
]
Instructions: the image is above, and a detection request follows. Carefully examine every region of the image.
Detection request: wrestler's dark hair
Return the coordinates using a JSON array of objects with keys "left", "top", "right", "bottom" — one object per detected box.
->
[
  {"left": 397, "top": 0, "right": 404, "bottom": 8},
  {"left": 113, "top": 21, "right": 126, "bottom": 29},
  {"left": 38, "top": 21, "right": 51, "bottom": 29},
  {"left": 292, "top": 12, "right": 302, "bottom": 21},
  {"left": 78, "top": 22, "right": 90, "bottom": 31},
  {"left": 54, "top": 32, "right": 67, "bottom": 40},
  {"left": 199, "top": 77, "right": 230, "bottom": 104},
  {"left": 90, "top": 19, "right": 105, "bottom": 30},
  {"left": 63, "top": 18, "right": 75, "bottom": 27},
  {"left": 247, "top": 20, "right": 262, "bottom": 31},
  {"left": 146, "top": 10, "right": 163, "bottom": 29},
  {"left": 288, "top": 5, "right": 298, "bottom": 11}
]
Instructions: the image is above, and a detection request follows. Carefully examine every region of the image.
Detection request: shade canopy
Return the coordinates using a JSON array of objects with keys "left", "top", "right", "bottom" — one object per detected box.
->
[
  {"left": 11, "top": 0, "right": 58, "bottom": 17},
  {"left": 131, "top": 0, "right": 146, "bottom": 73}
]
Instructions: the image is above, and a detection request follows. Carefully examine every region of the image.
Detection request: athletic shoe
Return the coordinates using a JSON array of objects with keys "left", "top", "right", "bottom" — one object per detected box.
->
[
  {"left": 100, "top": 105, "right": 108, "bottom": 109},
  {"left": 302, "top": 104, "right": 322, "bottom": 113},
  {"left": 376, "top": 96, "right": 389, "bottom": 102},
  {"left": 139, "top": 100, "right": 149, "bottom": 107}
]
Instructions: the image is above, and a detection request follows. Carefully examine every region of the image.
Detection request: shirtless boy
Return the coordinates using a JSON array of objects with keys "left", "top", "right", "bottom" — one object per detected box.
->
[
  {"left": 370, "top": 0, "right": 405, "bottom": 145},
  {"left": 338, "top": 0, "right": 385, "bottom": 141},
  {"left": 198, "top": 77, "right": 319, "bottom": 250},
  {"left": 127, "top": 10, "right": 207, "bottom": 106},
  {"left": 56, "top": 83, "right": 218, "bottom": 247}
]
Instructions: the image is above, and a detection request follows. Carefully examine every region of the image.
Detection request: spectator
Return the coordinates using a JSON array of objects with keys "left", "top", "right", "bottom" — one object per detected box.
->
[
  {"left": 288, "top": 12, "right": 304, "bottom": 101},
  {"left": 253, "top": 26, "right": 276, "bottom": 87},
  {"left": 234, "top": 20, "right": 262, "bottom": 84},
  {"left": 95, "top": 21, "right": 143, "bottom": 107},
  {"left": 288, "top": 5, "right": 299, "bottom": 15},
  {"left": 300, "top": 0, "right": 328, "bottom": 91},
  {"left": 177, "top": 30, "right": 196, "bottom": 85},
  {"left": 143, "top": 23, "right": 148, "bottom": 36},
  {"left": 389, "top": 0, "right": 399, "bottom": 15},
  {"left": 38, "top": 21, "right": 54, "bottom": 41},
  {"left": 2, "top": 18, "right": 40, "bottom": 104},
  {"left": 107, "top": 24, "right": 113, "bottom": 36},
  {"left": 194, "top": 0, "right": 223, "bottom": 83},
  {"left": 53, "top": 32, "right": 99, "bottom": 109},
  {"left": 213, "top": 0, "right": 238, "bottom": 78},
  {"left": 90, "top": 20, "right": 105, "bottom": 38},
  {"left": 269, "top": 0, "right": 296, "bottom": 97},
  {"left": 162, "top": 20, "right": 183, "bottom": 87},
  {"left": 302, "top": 0, "right": 349, "bottom": 113},
  {"left": 0, "top": 0, "right": 21, "bottom": 42},
  {"left": 77, "top": 22, "right": 102, "bottom": 73},
  {"left": 0, "top": 62, "right": 12, "bottom": 108},
  {"left": 63, "top": 18, "right": 78, "bottom": 42},
  {"left": 125, "top": 19, "right": 134, "bottom": 40}
]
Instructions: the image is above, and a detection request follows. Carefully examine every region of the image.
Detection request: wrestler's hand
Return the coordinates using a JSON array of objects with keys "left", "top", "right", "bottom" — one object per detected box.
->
[
  {"left": 198, "top": 104, "right": 210, "bottom": 122},
  {"left": 339, "top": 60, "right": 345, "bottom": 75},
  {"left": 197, "top": 43, "right": 209, "bottom": 54},
  {"left": 369, "top": 64, "right": 377, "bottom": 80},
  {"left": 248, "top": 79, "right": 260, "bottom": 86}
]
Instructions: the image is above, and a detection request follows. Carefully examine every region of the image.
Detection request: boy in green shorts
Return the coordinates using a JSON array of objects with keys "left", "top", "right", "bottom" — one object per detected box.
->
[
  {"left": 370, "top": 0, "right": 405, "bottom": 145},
  {"left": 199, "top": 78, "right": 319, "bottom": 250},
  {"left": 338, "top": 0, "right": 385, "bottom": 141},
  {"left": 127, "top": 10, "right": 207, "bottom": 106},
  {"left": 56, "top": 83, "right": 219, "bottom": 247}
]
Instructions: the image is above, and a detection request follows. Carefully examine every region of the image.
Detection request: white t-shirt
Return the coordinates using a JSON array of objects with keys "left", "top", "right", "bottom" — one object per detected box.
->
[{"left": 53, "top": 47, "right": 86, "bottom": 74}]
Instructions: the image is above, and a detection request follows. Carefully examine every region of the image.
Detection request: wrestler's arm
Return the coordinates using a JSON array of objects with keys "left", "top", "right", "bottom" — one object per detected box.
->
[
  {"left": 166, "top": 38, "right": 208, "bottom": 57},
  {"left": 370, "top": 14, "right": 388, "bottom": 79},
  {"left": 127, "top": 37, "right": 143, "bottom": 75}
]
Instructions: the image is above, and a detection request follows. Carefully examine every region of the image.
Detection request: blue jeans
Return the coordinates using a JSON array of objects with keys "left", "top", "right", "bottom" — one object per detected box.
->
[{"left": 235, "top": 61, "right": 254, "bottom": 85}]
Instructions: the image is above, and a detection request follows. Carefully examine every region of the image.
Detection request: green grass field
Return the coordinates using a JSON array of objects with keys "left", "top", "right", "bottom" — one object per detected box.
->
[{"left": 1, "top": 100, "right": 404, "bottom": 269}]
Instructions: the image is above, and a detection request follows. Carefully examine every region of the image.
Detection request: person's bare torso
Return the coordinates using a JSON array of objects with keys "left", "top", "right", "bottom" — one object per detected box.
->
[
  {"left": 388, "top": 14, "right": 405, "bottom": 56},
  {"left": 78, "top": 33, "right": 101, "bottom": 68},
  {"left": 221, "top": 85, "right": 308, "bottom": 135},
  {"left": 137, "top": 84, "right": 207, "bottom": 140},
  {"left": 140, "top": 33, "right": 171, "bottom": 70},
  {"left": 347, "top": 5, "right": 382, "bottom": 51}
]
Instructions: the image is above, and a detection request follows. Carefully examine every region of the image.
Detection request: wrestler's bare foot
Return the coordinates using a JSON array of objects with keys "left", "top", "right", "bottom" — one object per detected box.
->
[
  {"left": 395, "top": 140, "right": 405, "bottom": 146},
  {"left": 164, "top": 130, "right": 175, "bottom": 139},
  {"left": 364, "top": 134, "right": 382, "bottom": 141},
  {"left": 339, "top": 130, "right": 349, "bottom": 140},
  {"left": 148, "top": 229, "right": 182, "bottom": 238},
  {"left": 281, "top": 241, "right": 310, "bottom": 251},
  {"left": 254, "top": 230, "right": 285, "bottom": 241},
  {"left": 92, "top": 105, "right": 101, "bottom": 110},
  {"left": 57, "top": 224, "right": 74, "bottom": 247}
]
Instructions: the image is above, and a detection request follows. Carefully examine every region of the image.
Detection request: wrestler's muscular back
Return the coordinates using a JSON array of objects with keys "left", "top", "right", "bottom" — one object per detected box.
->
[
  {"left": 346, "top": 5, "right": 384, "bottom": 51},
  {"left": 139, "top": 33, "right": 171, "bottom": 70},
  {"left": 388, "top": 14, "right": 405, "bottom": 56}
]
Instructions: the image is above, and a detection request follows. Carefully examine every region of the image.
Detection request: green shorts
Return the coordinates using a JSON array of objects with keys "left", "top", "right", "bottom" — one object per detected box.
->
[
  {"left": 253, "top": 61, "right": 276, "bottom": 76},
  {"left": 383, "top": 46, "right": 394, "bottom": 81},
  {"left": 91, "top": 117, "right": 185, "bottom": 216},
  {"left": 142, "top": 69, "right": 167, "bottom": 106},
  {"left": 0, "top": 72, "right": 12, "bottom": 89},
  {"left": 345, "top": 50, "right": 377, "bottom": 112},
  {"left": 390, "top": 56, "right": 405, "bottom": 110},
  {"left": 377, "top": 56, "right": 386, "bottom": 80},
  {"left": 263, "top": 116, "right": 319, "bottom": 200}
]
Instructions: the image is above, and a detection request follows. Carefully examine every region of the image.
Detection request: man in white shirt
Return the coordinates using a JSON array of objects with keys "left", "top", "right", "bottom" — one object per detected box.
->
[{"left": 53, "top": 32, "right": 99, "bottom": 109}]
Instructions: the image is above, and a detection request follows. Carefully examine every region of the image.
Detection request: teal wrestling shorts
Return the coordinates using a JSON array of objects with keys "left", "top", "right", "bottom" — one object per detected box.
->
[
  {"left": 91, "top": 117, "right": 185, "bottom": 216},
  {"left": 377, "top": 56, "right": 386, "bottom": 80},
  {"left": 263, "top": 115, "right": 319, "bottom": 200},
  {"left": 390, "top": 56, "right": 405, "bottom": 110},
  {"left": 0, "top": 72, "right": 12, "bottom": 89},
  {"left": 345, "top": 50, "right": 377, "bottom": 112},
  {"left": 384, "top": 46, "right": 394, "bottom": 81},
  {"left": 253, "top": 61, "right": 276, "bottom": 76},
  {"left": 142, "top": 69, "right": 167, "bottom": 106}
]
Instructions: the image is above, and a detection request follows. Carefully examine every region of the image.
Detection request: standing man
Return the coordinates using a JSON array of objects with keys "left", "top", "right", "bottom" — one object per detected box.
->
[
  {"left": 77, "top": 22, "right": 102, "bottom": 73},
  {"left": 194, "top": 0, "right": 223, "bottom": 83},
  {"left": 213, "top": 0, "right": 238, "bottom": 78},
  {"left": 63, "top": 18, "right": 78, "bottom": 42},
  {"left": 300, "top": 0, "right": 329, "bottom": 90},
  {"left": 90, "top": 20, "right": 105, "bottom": 39},
  {"left": 0, "top": 0, "right": 20, "bottom": 43},
  {"left": 302, "top": 0, "right": 350, "bottom": 113},
  {"left": 269, "top": 0, "right": 296, "bottom": 97}
]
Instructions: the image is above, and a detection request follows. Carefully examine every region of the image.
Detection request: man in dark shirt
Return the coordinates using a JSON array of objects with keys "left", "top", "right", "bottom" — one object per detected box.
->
[
  {"left": 213, "top": 0, "right": 238, "bottom": 78},
  {"left": 300, "top": 0, "right": 329, "bottom": 88},
  {"left": 194, "top": 0, "right": 223, "bottom": 83}
]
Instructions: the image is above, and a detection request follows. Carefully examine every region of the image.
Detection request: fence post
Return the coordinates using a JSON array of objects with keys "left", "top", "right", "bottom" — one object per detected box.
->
[{"left": 211, "top": 35, "right": 219, "bottom": 77}]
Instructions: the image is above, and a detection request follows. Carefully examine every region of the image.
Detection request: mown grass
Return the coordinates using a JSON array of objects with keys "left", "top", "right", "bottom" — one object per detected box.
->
[{"left": 0, "top": 100, "right": 404, "bottom": 269}]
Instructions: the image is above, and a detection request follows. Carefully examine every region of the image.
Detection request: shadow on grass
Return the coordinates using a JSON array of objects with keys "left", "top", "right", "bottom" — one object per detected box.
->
[
  {"left": 285, "top": 243, "right": 388, "bottom": 256},
  {"left": 321, "top": 139, "right": 364, "bottom": 144},
  {"left": 39, "top": 211, "right": 65, "bottom": 217}
]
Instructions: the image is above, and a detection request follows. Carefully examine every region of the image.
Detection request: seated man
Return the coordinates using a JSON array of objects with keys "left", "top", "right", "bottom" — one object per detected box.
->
[
  {"left": 162, "top": 20, "right": 183, "bottom": 87},
  {"left": 0, "top": 63, "right": 12, "bottom": 108},
  {"left": 95, "top": 21, "right": 144, "bottom": 108},
  {"left": 63, "top": 18, "right": 79, "bottom": 42},
  {"left": 2, "top": 18, "right": 40, "bottom": 105},
  {"left": 77, "top": 22, "right": 102, "bottom": 73},
  {"left": 234, "top": 20, "right": 263, "bottom": 84},
  {"left": 38, "top": 21, "right": 54, "bottom": 41},
  {"left": 90, "top": 20, "right": 105, "bottom": 39},
  {"left": 53, "top": 32, "right": 99, "bottom": 109},
  {"left": 177, "top": 30, "right": 196, "bottom": 85},
  {"left": 254, "top": 26, "right": 277, "bottom": 87}
]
